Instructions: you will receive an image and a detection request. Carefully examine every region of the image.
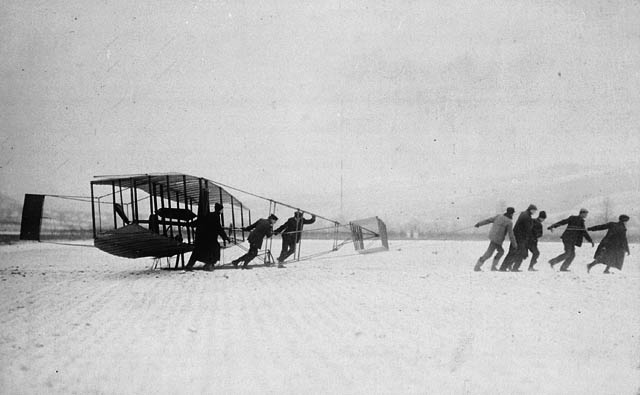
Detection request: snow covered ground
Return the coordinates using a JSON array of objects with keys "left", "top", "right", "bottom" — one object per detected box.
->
[{"left": 1, "top": 240, "right": 639, "bottom": 394}]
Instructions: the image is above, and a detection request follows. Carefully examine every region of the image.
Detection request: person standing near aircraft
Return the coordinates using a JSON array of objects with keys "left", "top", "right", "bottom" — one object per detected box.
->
[
  {"left": 547, "top": 208, "right": 594, "bottom": 272},
  {"left": 527, "top": 210, "right": 546, "bottom": 271},
  {"left": 500, "top": 204, "right": 537, "bottom": 272},
  {"left": 587, "top": 215, "right": 630, "bottom": 274},
  {"left": 274, "top": 211, "right": 316, "bottom": 266},
  {"left": 185, "top": 203, "right": 230, "bottom": 272},
  {"left": 473, "top": 207, "right": 517, "bottom": 271},
  {"left": 231, "top": 214, "right": 278, "bottom": 269}
]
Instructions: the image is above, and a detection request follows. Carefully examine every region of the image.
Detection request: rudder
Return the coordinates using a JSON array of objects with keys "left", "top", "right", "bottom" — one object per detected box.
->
[{"left": 20, "top": 194, "right": 46, "bottom": 241}]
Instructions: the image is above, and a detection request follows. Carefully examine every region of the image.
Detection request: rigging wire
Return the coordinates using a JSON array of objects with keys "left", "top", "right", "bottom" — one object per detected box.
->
[
  {"left": 206, "top": 178, "right": 340, "bottom": 225},
  {"left": 39, "top": 179, "right": 388, "bottom": 263},
  {"left": 44, "top": 194, "right": 93, "bottom": 203},
  {"left": 43, "top": 193, "right": 151, "bottom": 206},
  {"left": 41, "top": 241, "right": 95, "bottom": 248}
]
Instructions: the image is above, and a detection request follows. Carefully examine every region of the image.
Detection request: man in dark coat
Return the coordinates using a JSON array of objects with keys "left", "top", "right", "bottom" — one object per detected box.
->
[
  {"left": 499, "top": 204, "right": 537, "bottom": 272},
  {"left": 547, "top": 208, "right": 594, "bottom": 271},
  {"left": 527, "top": 211, "right": 546, "bottom": 271},
  {"left": 185, "top": 203, "right": 230, "bottom": 271},
  {"left": 586, "top": 214, "right": 630, "bottom": 273},
  {"left": 231, "top": 214, "right": 278, "bottom": 269},
  {"left": 274, "top": 211, "right": 316, "bottom": 266}
]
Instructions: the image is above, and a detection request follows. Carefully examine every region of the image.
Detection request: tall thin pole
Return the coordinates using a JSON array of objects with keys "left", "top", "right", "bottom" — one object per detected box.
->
[
  {"left": 183, "top": 175, "right": 191, "bottom": 244},
  {"left": 132, "top": 178, "right": 138, "bottom": 223},
  {"left": 340, "top": 159, "right": 343, "bottom": 219},
  {"left": 219, "top": 187, "right": 225, "bottom": 227},
  {"left": 118, "top": 179, "right": 125, "bottom": 217},
  {"left": 129, "top": 178, "right": 135, "bottom": 224},
  {"left": 266, "top": 201, "right": 276, "bottom": 264},
  {"left": 152, "top": 183, "right": 158, "bottom": 217},
  {"left": 165, "top": 175, "right": 173, "bottom": 237},
  {"left": 159, "top": 184, "right": 166, "bottom": 235},
  {"left": 230, "top": 198, "right": 236, "bottom": 241},
  {"left": 296, "top": 219, "right": 302, "bottom": 261},
  {"left": 90, "top": 182, "right": 96, "bottom": 238},
  {"left": 239, "top": 203, "right": 245, "bottom": 242},
  {"left": 148, "top": 176, "right": 154, "bottom": 219},
  {"left": 112, "top": 181, "right": 117, "bottom": 229},
  {"left": 175, "top": 190, "right": 181, "bottom": 238}
]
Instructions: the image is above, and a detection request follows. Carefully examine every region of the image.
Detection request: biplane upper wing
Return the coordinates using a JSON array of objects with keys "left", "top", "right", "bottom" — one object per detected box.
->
[{"left": 91, "top": 173, "right": 245, "bottom": 212}]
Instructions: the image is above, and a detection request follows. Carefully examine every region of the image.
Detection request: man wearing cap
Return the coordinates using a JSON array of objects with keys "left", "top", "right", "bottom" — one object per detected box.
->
[
  {"left": 185, "top": 203, "right": 230, "bottom": 272},
  {"left": 547, "top": 208, "right": 594, "bottom": 272},
  {"left": 273, "top": 210, "right": 316, "bottom": 266},
  {"left": 587, "top": 214, "right": 631, "bottom": 273},
  {"left": 500, "top": 204, "right": 538, "bottom": 272},
  {"left": 473, "top": 207, "right": 517, "bottom": 271},
  {"left": 231, "top": 214, "right": 278, "bottom": 269},
  {"left": 527, "top": 210, "right": 547, "bottom": 271}
]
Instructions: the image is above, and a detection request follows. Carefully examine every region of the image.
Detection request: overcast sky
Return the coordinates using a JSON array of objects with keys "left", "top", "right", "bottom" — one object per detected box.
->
[{"left": 1, "top": 1, "right": 639, "bottom": 219}]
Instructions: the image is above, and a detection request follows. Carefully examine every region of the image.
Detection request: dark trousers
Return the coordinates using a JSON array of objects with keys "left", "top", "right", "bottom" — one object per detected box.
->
[
  {"left": 186, "top": 253, "right": 199, "bottom": 268},
  {"left": 475, "top": 242, "right": 504, "bottom": 270},
  {"left": 235, "top": 241, "right": 260, "bottom": 267},
  {"left": 528, "top": 240, "right": 540, "bottom": 268},
  {"left": 500, "top": 241, "right": 528, "bottom": 271},
  {"left": 278, "top": 235, "right": 297, "bottom": 262},
  {"left": 549, "top": 240, "right": 576, "bottom": 270}
]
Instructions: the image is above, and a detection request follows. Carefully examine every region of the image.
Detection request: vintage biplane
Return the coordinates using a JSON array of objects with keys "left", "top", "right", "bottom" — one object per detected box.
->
[{"left": 20, "top": 173, "right": 388, "bottom": 268}]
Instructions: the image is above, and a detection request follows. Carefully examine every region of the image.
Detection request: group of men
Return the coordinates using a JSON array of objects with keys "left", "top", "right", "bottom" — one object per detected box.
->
[
  {"left": 185, "top": 204, "right": 316, "bottom": 271},
  {"left": 474, "top": 205, "right": 631, "bottom": 273},
  {"left": 183, "top": 201, "right": 630, "bottom": 274}
]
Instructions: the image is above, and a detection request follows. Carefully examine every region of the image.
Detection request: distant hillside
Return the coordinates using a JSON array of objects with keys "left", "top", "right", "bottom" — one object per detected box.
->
[
  {"left": 1, "top": 164, "right": 638, "bottom": 239},
  {"left": 0, "top": 193, "right": 22, "bottom": 225},
  {"left": 386, "top": 164, "right": 640, "bottom": 237},
  {"left": 0, "top": 193, "right": 93, "bottom": 235}
]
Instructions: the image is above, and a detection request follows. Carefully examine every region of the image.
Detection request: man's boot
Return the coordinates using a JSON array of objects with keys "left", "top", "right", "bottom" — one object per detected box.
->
[{"left": 474, "top": 260, "right": 483, "bottom": 272}]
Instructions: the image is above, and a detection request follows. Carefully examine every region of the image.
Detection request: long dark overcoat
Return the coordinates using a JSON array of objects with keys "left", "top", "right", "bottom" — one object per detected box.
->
[
  {"left": 588, "top": 222, "right": 630, "bottom": 270},
  {"left": 192, "top": 212, "right": 228, "bottom": 263}
]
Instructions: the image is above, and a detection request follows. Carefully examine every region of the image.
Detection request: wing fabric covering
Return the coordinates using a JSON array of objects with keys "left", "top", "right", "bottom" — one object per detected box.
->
[{"left": 94, "top": 224, "right": 194, "bottom": 259}]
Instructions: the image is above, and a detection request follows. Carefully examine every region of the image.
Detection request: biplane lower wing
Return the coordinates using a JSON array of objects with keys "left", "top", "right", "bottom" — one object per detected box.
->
[{"left": 94, "top": 224, "right": 194, "bottom": 259}]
